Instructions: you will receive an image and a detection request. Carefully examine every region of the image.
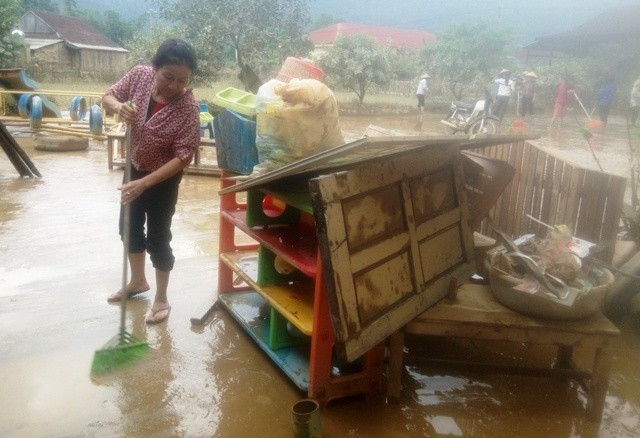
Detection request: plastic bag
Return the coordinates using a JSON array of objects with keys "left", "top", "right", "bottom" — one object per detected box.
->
[{"left": 253, "top": 78, "right": 344, "bottom": 174}]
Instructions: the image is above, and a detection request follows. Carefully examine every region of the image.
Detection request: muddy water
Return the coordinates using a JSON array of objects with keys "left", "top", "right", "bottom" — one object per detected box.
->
[{"left": 1, "top": 115, "right": 639, "bottom": 437}]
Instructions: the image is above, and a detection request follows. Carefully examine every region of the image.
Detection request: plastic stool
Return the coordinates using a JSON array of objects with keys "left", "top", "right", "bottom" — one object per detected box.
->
[{"left": 199, "top": 103, "right": 214, "bottom": 138}]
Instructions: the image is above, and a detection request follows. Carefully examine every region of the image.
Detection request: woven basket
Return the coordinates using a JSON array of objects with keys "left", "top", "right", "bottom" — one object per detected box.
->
[{"left": 276, "top": 57, "right": 324, "bottom": 83}]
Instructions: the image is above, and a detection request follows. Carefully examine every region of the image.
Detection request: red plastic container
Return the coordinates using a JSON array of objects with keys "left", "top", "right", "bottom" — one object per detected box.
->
[{"left": 276, "top": 57, "right": 324, "bottom": 83}]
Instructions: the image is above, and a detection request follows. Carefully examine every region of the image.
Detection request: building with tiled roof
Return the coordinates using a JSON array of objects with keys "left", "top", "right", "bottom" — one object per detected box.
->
[
  {"left": 19, "top": 10, "right": 128, "bottom": 76},
  {"left": 309, "top": 23, "right": 436, "bottom": 52}
]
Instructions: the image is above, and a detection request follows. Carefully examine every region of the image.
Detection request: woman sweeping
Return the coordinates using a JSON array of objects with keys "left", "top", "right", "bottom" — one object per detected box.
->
[{"left": 102, "top": 39, "right": 200, "bottom": 324}]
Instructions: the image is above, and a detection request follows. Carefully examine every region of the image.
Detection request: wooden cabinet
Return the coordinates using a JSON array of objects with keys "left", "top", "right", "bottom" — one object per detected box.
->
[{"left": 217, "top": 136, "right": 479, "bottom": 403}]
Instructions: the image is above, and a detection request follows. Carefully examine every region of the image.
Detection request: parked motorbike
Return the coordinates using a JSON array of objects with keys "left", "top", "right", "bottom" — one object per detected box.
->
[{"left": 441, "top": 90, "right": 499, "bottom": 137}]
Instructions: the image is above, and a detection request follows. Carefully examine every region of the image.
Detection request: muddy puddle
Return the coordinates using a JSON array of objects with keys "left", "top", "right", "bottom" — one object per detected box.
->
[{"left": 1, "top": 114, "right": 639, "bottom": 437}]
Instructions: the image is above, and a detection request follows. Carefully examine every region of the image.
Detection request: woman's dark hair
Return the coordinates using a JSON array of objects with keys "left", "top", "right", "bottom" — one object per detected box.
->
[{"left": 151, "top": 39, "right": 197, "bottom": 71}]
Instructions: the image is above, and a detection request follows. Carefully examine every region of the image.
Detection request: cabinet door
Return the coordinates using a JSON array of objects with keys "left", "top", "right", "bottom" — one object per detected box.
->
[{"left": 309, "top": 145, "right": 475, "bottom": 362}]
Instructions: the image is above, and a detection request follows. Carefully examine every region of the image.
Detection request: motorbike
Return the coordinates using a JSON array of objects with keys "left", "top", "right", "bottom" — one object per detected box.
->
[{"left": 441, "top": 90, "right": 499, "bottom": 137}]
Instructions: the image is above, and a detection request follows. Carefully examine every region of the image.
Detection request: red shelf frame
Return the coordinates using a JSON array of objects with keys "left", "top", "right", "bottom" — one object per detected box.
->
[{"left": 217, "top": 171, "right": 384, "bottom": 404}]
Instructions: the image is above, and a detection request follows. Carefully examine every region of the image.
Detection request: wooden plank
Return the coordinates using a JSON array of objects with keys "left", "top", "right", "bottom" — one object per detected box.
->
[
  {"left": 562, "top": 167, "right": 584, "bottom": 231},
  {"left": 407, "top": 283, "right": 619, "bottom": 337},
  {"left": 501, "top": 141, "right": 525, "bottom": 236},
  {"left": 516, "top": 143, "right": 539, "bottom": 235},
  {"left": 599, "top": 175, "right": 627, "bottom": 261},
  {"left": 537, "top": 153, "right": 557, "bottom": 234},
  {"left": 498, "top": 142, "right": 519, "bottom": 233},
  {"left": 220, "top": 134, "right": 536, "bottom": 195},
  {"left": 529, "top": 148, "right": 548, "bottom": 228},
  {"left": 546, "top": 156, "right": 565, "bottom": 228},
  {"left": 0, "top": 121, "right": 41, "bottom": 177},
  {"left": 581, "top": 171, "right": 607, "bottom": 241},
  {"left": 575, "top": 170, "right": 597, "bottom": 238},
  {"left": 555, "top": 161, "right": 574, "bottom": 227}
]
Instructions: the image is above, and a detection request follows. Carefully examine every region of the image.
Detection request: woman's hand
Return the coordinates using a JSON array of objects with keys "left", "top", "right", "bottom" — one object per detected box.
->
[
  {"left": 118, "top": 179, "right": 145, "bottom": 204},
  {"left": 118, "top": 101, "right": 137, "bottom": 124}
]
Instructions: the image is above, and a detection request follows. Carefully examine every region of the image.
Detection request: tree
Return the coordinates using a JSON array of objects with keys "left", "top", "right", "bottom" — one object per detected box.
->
[
  {"left": 96, "top": 10, "right": 136, "bottom": 47},
  {"left": 0, "top": 0, "right": 26, "bottom": 69},
  {"left": 153, "top": 0, "right": 312, "bottom": 90},
  {"left": 319, "top": 34, "right": 394, "bottom": 104},
  {"left": 62, "top": 0, "right": 80, "bottom": 16},
  {"left": 423, "top": 21, "right": 514, "bottom": 100},
  {"left": 126, "top": 24, "right": 189, "bottom": 69},
  {"left": 1, "top": 0, "right": 20, "bottom": 35},
  {"left": 18, "top": 0, "right": 59, "bottom": 14}
]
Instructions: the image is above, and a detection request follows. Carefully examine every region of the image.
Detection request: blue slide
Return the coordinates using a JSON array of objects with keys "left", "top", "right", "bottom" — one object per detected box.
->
[{"left": 0, "top": 68, "right": 61, "bottom": 118}]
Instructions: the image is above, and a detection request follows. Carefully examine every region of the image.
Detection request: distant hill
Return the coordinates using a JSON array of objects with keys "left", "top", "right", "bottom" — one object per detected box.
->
[{"left": 58, "top": 0, "right": 639, "bottom": 44}]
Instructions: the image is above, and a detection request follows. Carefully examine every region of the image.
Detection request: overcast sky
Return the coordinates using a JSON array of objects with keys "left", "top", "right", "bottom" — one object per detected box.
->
[
  {"left": 64, "top": 0, "right": 640, "bottom": 44},
  {"left": 310, "top": 0, "right": 640, "bottom": 43}
]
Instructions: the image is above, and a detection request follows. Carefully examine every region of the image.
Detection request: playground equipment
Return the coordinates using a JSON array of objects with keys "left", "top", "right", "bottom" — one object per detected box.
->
[{"left": 0, "top": 68, "right": 108, "bottom": 139}]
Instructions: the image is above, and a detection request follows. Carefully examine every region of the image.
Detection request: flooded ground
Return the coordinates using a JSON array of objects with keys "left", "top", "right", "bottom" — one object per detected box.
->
[{"left": 1, "top": 113, "right": 639, "bottom": 437}]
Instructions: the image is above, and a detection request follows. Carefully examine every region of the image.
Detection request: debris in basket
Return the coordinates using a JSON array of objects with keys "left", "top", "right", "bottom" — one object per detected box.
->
[
  {"left": 488, "top": 222, "right": 599, "bottom": 308},
  {"left": 526, "top": 215, "right": 596, "bottom": 257}
]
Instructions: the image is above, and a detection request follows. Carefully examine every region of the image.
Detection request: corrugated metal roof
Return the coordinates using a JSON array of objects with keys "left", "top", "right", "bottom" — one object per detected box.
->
[
  {"left": 309, "top": 23, "right": 436, "bottom": 49},
  {"left": 21, "top": 10, "right": 125, "bottom": 51}
]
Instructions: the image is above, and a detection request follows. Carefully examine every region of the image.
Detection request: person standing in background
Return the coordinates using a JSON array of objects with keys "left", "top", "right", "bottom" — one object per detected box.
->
[
  {"left": 518, "top": 72, "right": 538, "bottom": 117},
  {"left": 596, "top": 77, "right": 617, "bottom": 129},
  {"left": 416, "top": 73, "right": 430, "bottom": 113},
  {"left": 493, "top": 69, "right": 515, "bottom": 121},
  {"left": 548, "top": 76, "right": 575, "bottom": 131}
]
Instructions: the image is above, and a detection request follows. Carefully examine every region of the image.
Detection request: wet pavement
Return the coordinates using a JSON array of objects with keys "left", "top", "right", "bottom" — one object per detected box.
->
[{"left": 1, "top": 114, "right": 640, "bottom": 437}]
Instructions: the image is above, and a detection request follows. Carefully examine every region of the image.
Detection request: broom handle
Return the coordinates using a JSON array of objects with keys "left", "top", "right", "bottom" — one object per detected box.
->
[
  {"left": 572, "top": 91, "right": 592, "bottom": 120},
  {"left": 120, "top": 124, "right": 132, "bottom": 337}
]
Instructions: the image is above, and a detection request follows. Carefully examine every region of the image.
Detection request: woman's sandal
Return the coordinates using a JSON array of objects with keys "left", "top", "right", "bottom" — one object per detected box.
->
[
  {"left": 145, "top": 306, "right": 171, "bottom": 324},
  {"left": 107, "top": 287, "right": 150, "bottom": 303}
]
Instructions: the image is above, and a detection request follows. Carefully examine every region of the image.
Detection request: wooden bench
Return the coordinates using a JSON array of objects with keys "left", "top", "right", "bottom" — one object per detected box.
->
[
  {"left": 185, "top": 137, "right": 219, "bottom": 176},
  {"left": 386, "top": 282, "right": 620, "bottom": 422},
  {"left": 106, "top": 133, "right": 219, "bottom": 176},
  {"left": 106, "top": 131, "right": 125, "bottom": 170}
]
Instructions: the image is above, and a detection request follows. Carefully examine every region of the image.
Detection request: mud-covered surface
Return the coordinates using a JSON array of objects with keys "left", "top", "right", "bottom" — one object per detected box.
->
[{"left": 1, "top": 114, "right": 639, "bottom": 437}]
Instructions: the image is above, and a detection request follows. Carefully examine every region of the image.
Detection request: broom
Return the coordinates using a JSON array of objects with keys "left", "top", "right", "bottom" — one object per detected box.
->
[
  {"left": 572, "top": 91, "right": 602, "bottom": 130},
  {"left": 91, "top": 117, "right": 149, "bottom": 375},
  {"left": 511, "top": 90, "right": 525, "bottom": 132}
]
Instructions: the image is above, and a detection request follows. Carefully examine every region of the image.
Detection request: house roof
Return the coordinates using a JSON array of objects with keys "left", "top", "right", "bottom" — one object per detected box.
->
[
  {"left": 25, "top": 38, "right": 63, "bottom": 50},
  {"left": 309, "top": 23, "right": 436, "bottom": 49},
  {"left": 21, "top": 10, "right": 128, "bottom": 53},
  {"left": 525, "top": 4, "right": 640, "bottom": 53}
]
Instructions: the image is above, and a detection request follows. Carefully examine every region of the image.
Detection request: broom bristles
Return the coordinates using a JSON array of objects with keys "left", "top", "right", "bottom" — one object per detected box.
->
[{"left": 90, "top": 331, "right": 149, "bottom": 375}]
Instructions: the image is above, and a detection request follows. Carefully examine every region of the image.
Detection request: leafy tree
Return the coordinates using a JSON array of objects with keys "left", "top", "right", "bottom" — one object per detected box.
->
[
  {"left": 153, "top": 0, "right": 312, "bottom": 90},
  {"left": 319, "top": 34, "right": 394, "bottom": 104},
  {"left": 18, "top": 0, "right": 59, "bottom": 14},
  {"left": 423, "top": 21, "right": 514, "bottom": 100},
  {"left": 1, "top": 0, "right": 20, "bottom": 35},
  {"left": 126, "top": 24, "right": 189, "bottom": 70},
  {"left": 0, "top": 0, "right": 26, "bottom": 69},
  {"left": 62, "top": 0, "right": 80, "bottom": 16},
  {"left": 97, "top": 10, "right": 136, "bottom": 47}
]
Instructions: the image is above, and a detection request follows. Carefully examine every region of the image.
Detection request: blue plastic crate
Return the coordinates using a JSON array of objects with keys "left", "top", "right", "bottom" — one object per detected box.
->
[{"left": 213, "top": 109, "right": 258, "bottom": 174}]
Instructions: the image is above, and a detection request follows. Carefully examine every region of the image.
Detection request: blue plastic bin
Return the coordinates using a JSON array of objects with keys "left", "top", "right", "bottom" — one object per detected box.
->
[{"left": 213, "top": 109, "right": 258, "bottom": 174}]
